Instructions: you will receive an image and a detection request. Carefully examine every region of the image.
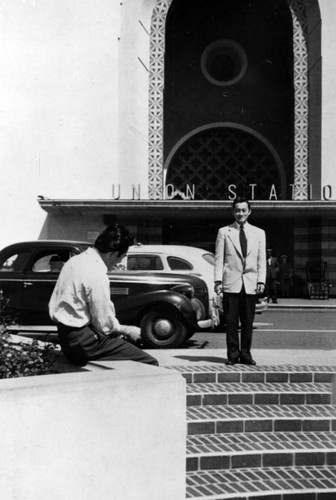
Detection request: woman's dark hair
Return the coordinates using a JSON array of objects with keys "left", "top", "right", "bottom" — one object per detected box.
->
[{"left": 94, "top": 224, "right": 134, "bottom": 256}]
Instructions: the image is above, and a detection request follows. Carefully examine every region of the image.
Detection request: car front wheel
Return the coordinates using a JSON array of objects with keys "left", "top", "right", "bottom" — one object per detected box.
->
[{"left": 140, "top": 309, "right": 188, "bottom": 349}]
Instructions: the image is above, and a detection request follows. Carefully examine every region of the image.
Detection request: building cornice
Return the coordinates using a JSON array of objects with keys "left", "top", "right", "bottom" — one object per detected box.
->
[{"left": 38, "top": 198, "right": 336, "bottom": 218}]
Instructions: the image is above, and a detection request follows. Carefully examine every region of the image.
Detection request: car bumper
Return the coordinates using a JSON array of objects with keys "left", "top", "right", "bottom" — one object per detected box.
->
[
  {"left": 256, "top": 297, "right": 268, "bottom": 313},
  {"left": 197, "top": 318, "right": 213, "bottom": 329}
]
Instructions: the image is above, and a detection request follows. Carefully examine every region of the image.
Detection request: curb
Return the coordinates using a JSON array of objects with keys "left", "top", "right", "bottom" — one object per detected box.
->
[{"left": 268, "top": 303, "right": 336, "bottom": 310}]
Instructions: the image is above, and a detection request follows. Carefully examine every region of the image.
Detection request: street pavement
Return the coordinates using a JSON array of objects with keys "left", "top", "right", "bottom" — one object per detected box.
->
[
  {"left": 149, "top": 297, "right": 336, "bottom": 368},
  {"left": 11, "top": 296, "right": 336, "bottom": 368}
]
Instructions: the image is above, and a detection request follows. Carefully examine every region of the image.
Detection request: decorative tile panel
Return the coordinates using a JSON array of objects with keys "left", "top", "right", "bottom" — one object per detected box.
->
[
  {"left": 148, "top": 0, "right": 174, "bottom": 199},
  {"left": 288, "top": 0, "right": 309, "bottom": 200}
]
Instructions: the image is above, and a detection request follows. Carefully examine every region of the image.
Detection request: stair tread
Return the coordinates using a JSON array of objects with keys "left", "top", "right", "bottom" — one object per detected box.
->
[
  {"left": 182, "top": 362, "right": 336, "bottom": 497},
  {"left": 187, "top": 403, "right": 336, "bottom": 421},
  {"left": 167, "top": 363, "right": 336, "bottom": 374},
  {"left": 186, "top": 465, "right": 336, "bottom": 499},
  {"left": 187, "top": 431, "right": 336, "bottom": 456},
  {"left": 187, "top": 381, "right": 331, "bottom": 394}
]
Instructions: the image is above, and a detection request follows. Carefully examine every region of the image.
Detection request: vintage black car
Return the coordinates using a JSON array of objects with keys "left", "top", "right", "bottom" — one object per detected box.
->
[{"left": 0, "top": 241, "right": 211, "bottom": 348}]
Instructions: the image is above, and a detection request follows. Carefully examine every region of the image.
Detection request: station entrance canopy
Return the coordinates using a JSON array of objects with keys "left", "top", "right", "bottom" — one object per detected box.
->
[{"left": 38, "top": 199, "right": 336, "bottom": 219}]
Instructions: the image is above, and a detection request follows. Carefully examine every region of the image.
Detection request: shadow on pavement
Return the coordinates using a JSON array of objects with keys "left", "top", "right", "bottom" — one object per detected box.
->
[{"left": 173, "top": 355, "right": 225, "bottom": 363}]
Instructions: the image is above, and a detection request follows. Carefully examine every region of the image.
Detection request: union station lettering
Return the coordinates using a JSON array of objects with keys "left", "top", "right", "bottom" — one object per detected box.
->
[{"left": 112, "top": 184, "right": 336, "bottom": 201}]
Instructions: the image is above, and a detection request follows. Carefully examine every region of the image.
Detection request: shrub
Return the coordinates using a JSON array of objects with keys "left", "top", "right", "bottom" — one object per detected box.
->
[
  {"left": 0, "top": 296, "right": 56, "bottom": 379},
  {"left": 0, "top": 333, "right": 56, "bottom": 379}
]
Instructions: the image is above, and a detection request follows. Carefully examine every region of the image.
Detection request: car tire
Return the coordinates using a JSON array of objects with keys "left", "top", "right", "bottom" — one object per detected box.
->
[{"left": 140, "top": 309, "right": 188, "bottom": 349}]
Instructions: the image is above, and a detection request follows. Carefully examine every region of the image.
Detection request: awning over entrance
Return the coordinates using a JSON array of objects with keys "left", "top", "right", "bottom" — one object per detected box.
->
[{"left": 38, "top": 198, "right": 336, "bottom": 219}]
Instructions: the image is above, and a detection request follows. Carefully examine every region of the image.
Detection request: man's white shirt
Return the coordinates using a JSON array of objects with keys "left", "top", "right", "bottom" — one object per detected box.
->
[{"left": 49, "top": 247, "right": 121, "bottom": 334}]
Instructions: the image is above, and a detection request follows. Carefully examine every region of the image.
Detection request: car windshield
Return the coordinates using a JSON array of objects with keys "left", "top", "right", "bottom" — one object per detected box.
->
[{"left": 202, "top": 252, "right": 215, "bottom": 266}]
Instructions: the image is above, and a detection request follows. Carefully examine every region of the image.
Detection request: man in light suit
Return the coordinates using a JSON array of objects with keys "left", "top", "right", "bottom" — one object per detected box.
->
[{"left": 214, "top": 197, "right": 266, "bottom": 365}]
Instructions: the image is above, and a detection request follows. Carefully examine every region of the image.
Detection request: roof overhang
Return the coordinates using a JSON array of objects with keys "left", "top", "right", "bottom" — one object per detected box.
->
[{"left": 38, "top": 198, "right": 336, "bottom": 218}]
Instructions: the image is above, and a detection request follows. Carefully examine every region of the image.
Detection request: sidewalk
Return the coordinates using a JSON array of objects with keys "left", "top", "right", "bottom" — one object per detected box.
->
[
  {"left": 268, "top": 297, "right": 336, "bottom": 309},
  {"left": 152, "top": 347, "right": 336, "bottom": 368}
]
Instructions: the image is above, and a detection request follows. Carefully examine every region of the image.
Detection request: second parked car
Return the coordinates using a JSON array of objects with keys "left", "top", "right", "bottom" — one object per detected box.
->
[
  {"left": 0, "top": 241, "right": 211, "bottom": 349},
  {"left": 120, "top": 243, "right": 268, "bottom": 316}
]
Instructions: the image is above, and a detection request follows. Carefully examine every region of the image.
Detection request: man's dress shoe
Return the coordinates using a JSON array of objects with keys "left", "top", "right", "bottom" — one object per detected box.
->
[
  {"left": 226, "top": 358, "right": 239, "bottom": 366},
  {"left": 240, "top": 359, "right": 257, "bottom": 366}
]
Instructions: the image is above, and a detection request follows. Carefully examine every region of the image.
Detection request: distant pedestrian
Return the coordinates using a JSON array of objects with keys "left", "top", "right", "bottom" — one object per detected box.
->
[
  {"left": 279, "top": 254, "right": 293, "bottom": 297},
  {"left": 49, "top": 224, "right": 158, "bottom": 367},
  {"left": 266, "top": 249, "right": 279, "bottom": 303},
  {"left": 214, "top": 197, "right": 266, "bottom": 366}
]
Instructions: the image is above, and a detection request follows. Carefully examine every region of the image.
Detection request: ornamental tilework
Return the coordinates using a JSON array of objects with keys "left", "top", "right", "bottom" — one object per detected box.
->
[
  {"left": 288, "top": 0, "right": 309, "bottom": 200},
  {"left": 148, "top": 0, "right": 309, "bottom": 200}
]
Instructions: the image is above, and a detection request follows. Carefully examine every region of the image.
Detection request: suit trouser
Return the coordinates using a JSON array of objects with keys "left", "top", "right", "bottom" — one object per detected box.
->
[
  {"left": 57, "top": 323, "right": 159, "bottom": 367},
  {"left": 223, "top": 287, "right": 256, "bottom": 361},
  {"left": 266, "top": 277, "right": 278, "bottom": 300}
]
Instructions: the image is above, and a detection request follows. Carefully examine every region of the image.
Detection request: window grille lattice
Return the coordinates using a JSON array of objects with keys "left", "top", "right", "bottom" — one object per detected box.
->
[{"left": 165, "top": 128, "right": 281, "bottom": 200}]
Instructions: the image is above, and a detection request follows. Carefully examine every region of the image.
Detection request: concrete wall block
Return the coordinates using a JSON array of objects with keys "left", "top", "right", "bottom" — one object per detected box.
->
[{"left": 0, "top": 360, "right": 186, "bottom": 500}]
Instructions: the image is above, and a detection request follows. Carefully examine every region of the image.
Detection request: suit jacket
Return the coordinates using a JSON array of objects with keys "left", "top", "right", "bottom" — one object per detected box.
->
[
  {"left": 267, "top": 256, "right": 279, "bottom": 279},
  {"left": 214, "top": 222, "right": 266, "bottom": 295}
]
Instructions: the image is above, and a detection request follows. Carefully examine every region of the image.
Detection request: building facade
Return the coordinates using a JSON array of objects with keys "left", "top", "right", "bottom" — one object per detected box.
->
[{"left": 1, "top": 0, "right": 336, "bottom": 296}]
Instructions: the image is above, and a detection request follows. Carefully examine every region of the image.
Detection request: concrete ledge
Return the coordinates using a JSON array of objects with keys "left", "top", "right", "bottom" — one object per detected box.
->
[{"left": 0, "top": 360, "right": 186, "bottom": 500}]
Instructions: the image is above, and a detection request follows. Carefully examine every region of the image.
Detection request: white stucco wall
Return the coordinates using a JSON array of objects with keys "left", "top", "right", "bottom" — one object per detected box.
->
[
  {"left": 0, "top": 0, "right": 120, "bottom": 248},
  {"left": 0, "top": 360, "right": 186, "bottom": 500},
  {"left": 117, "top": 0, "right": 154, "bottom": 196},
  {"left": 320, "top": 0, "right": 336, "bottom": 196}
]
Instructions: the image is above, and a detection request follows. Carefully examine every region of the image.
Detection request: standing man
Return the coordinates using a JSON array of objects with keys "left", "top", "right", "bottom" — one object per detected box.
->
[
  {"left": 49, "top": 224, "right": 158, "bottom": 367},
  {"left": 214, "top": 197, "right": 266, "bottom": 365},
  {"left": 266, "top": 248, "right": 280, "bottom": 303}
]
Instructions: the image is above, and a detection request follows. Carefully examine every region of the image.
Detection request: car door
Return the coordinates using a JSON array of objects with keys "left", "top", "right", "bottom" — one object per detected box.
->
[
  {"left": 20, "top": 248, "right": 74, "bottom": 325},
  {"left": 0, "top": 249, "right": 32, "bottom": 323}
]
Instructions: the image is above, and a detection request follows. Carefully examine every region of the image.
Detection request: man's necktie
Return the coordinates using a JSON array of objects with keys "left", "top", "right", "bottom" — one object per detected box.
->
[{"left": 240, "top": 225, "right": 247, "bottom": 258}]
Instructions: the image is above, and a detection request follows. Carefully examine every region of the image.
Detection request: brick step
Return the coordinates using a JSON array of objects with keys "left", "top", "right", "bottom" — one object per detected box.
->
[
  {"left": 186, "top": 465, "right": 336, "bottom": 499},
  {"left": 167, "top": 364, "right": 336, "bottom": 384},
  {"left": 173, "top": 363, "right": 336, "bottom": 498},
  {"left": 186, "top": 431, "right": 336, "bottom": 472},
  {"left": 187, "top": 382, "right": 332, "bottom": 407},
  {"left": 187, "top": 404, "right": 336, "bottom": 435}
]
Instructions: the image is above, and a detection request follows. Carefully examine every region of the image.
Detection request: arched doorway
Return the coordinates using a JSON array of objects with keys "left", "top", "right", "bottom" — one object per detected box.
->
[
  {"left": 163, "top": 0, "right": 294, "bottom": 200},
  {"left": 148, "top": 0, "right": 321, "bottom": 200},
  {"left": 165, "top": 124, "right": 286, "bottom": 200}
]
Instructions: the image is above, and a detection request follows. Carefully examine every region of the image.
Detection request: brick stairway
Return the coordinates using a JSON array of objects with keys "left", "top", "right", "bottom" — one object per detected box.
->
[{"left": 168, "top": 363, "right": 336, "bottom": 500}]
